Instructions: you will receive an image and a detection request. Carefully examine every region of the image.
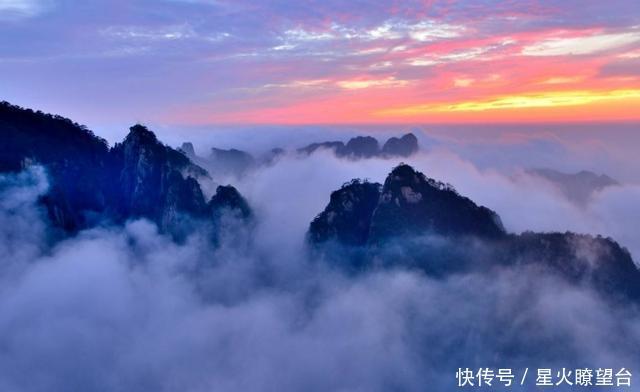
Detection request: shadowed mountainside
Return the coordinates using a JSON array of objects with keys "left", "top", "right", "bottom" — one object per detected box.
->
[
  {"left": 0, "top": 101, "right": 251, "bottom": 238},
  {"left": 3, "top": 101, "right": 638, "bottom": 302},
  {"left": 308, "top": 164, "right": 640, "bottom": 300}
]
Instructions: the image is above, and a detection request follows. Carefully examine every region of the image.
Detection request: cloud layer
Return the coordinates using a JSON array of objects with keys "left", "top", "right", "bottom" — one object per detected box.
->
[
  {"left": 1, "top": 162, "right": 639, "bottom": 391},
  {"left": 1, "top": 0, "right": 639, "bottom": 126}
]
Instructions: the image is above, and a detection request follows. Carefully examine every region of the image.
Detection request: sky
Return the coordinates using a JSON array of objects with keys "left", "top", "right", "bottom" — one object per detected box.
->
[{"left": 1, "top": 0, "right": 640, "bottom": 127}]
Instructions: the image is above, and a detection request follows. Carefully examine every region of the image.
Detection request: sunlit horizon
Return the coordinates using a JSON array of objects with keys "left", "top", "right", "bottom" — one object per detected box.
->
[{"left": 2, "top": 1, "right": 639, "bottom": 127}]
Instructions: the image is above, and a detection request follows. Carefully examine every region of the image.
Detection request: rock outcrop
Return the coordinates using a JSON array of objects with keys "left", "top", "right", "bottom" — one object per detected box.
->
[
  {"left": 368, "top": 165, "right": 505, "bottom": 244},
  {"left": 299, "top": 133, "right": 419, "bottom": 160},
  {"left": 0, "top": 102, "right": 251, "bottom": 239},
  {"left": 381, "top": 133, "right": 419, "bottom": 157},
  {"left": 308, "top": 163, "right": 640, "bottom": 300},
  {"left": 308, "top": 180, "right": 381, "bottom": 247}
]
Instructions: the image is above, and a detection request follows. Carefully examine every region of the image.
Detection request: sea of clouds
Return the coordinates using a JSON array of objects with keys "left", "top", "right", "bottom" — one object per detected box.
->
[{"left": 1, "top": 126, "right": 639, "bottom": 391}]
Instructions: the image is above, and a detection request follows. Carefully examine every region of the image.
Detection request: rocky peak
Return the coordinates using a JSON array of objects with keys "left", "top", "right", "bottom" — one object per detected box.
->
[
  {"left": 308, "top": 164, "right": 505, "bottom": 248},
  {"left": 180, "top": 142, "right": 196, "bottom": 158},
  {"left": 113, "top": 125, "right": 208, "bottom": 229},
  {"left": 208, "top": 185, "right": 252, "bottom": 221},
  {"left": 122, "top": 124, "right": 160, "bottom": 149},
  {"left": 381, "top": 133, "right": 418, "bottom": 157},
  {"left": 343, "top": 136, "right": 379, "bottom": 158},
  {"left": 308, "top": 180, "right": 381, "bottom": 247},
  {"left": 368, "top": 164, "right": 506, "bottom": 243},
  {"left": 307, "top": 163, "right": 640, "bottom": 301},
  {"left": 1, "top": 102, "right": 253, "bottom": 242},
  {"left": 298, "top": 133, "right": 419, "bottom": 160}
]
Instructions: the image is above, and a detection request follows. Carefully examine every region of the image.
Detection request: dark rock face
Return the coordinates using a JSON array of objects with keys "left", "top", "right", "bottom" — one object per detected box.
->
[
  {"left": 0, "top": 101, "right": 111, "bottom": 230},
  {"left": 111, "top": 125, "right": 210, "bottom": 232},
  {"left": 0, "top": 102, "right": 251, "bottom": 239},
  {"left": 307, "top": 163, "right": 640, "bottom": 300},
  {"left": 308, "top": 164, "right": 505, "bottom": 248},
  {"left": 528, "top": 168, "right": 619, "bottom": 205},
  {"left": 503, "top": 232, "right": 640, "bottom": 300},
  {"left": 343, "top": 136, "right": 379, "bottom": 158},
  {"left": 208, "top": 185, "right": 252, "bottom": 222},
  {"left": 369, "top": 164, "right": 506, "bottom": 243},
  {"left": 381, "top": 133, "right": 419, "bottom": 157},
  {"left": 308, "top": 180, "right": 381, "bottom": 247}
]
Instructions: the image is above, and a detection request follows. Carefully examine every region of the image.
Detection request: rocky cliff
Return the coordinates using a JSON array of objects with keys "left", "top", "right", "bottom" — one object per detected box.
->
[
  {"left": 0, "top": 102, "right": 251, "bottom": 239},
  {"left": 308, "top": 163, "right": 640, "bottom": 300}
]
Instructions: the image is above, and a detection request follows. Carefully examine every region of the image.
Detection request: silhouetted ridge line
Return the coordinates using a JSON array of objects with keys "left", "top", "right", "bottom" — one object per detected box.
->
[
  {"left": 0, "top": 102, "right": 252, "bottom": 239},
  {"left": 308, "top": 163, "right": 640, "bottom": 301}
]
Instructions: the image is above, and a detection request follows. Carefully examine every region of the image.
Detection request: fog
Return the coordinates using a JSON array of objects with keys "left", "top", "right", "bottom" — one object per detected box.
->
[
  {"left": 1, "top": 126, "right": 640, "bottom": 391},
  {"left": 220, "top": 143, "right": 640, "bottom": 262}
]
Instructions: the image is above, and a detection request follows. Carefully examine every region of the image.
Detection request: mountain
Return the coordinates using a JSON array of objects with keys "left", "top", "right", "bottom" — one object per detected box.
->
[
  {"left": 343, "top": 136, "right": 379, "bottom": 158},
  {"left": 308, "top": 180, "right": 381, "bottom": 247},
  {"left": 297, "top": 141, "right": 345, "bottom": 155},
  {"left": 179, "top": 143, "right": 257, "bottom": 178},
  {"left": 110, "top": 124, "right": 211, "bottom": 236},
  {"left": 1, "top": 101, "right": 112, "bottom": 230},
  {"left": 0, "top": 101, "right": 251, "bottom": 239},
  {"left": 368, "top": 164, "right": 505, "bottom": 244},
  {"left": 308, "top": 164, "right": 640, "bottom": 300},
  {"left": 179, "top": 142, "right": 196, "bottom": 158},
  {"left": 209, "top": 147, "right": 256, "bottom": 177},
  {"left": 381, "top": 133, "right": 418, "bottom": 157},
  {"left": 298, "top": 133, "right": 419, "bottom": 159},
  {"left": 208, "top": 185, "right": 252, "bottom": 222},
  {"left": 527, "top": 168, "right": 619, "bottom": 205}
]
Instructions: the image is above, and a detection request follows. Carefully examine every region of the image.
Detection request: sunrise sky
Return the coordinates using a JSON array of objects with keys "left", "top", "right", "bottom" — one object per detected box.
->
[{"left": 2, "top": 0, "right": 640, "bottom": 126}]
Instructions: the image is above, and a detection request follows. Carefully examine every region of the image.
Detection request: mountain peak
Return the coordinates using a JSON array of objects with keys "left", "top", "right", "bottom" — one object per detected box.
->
[
  {"left": 308, "top": 164, "right": 506, "bottom": 250},
  {"left": 208, "top": 185, "right": 252, "bottom": 221},
  {"left": 308, "top": 180, "right": 381, "bottom": 247},
  {"left": 382, "top": 133, "right": 418, "bottom": 157},
  {"left": 180, "top": 142, "right": 196, "bottom": 157},
  {"left": 370, "top": 164, "right": 506, "bottom": 242},
  {"left": 124, "top": 124, "right": 158, "bottom": 145},
  {"left": 344, "top": 136, "right": 379, "bottom": 158}
]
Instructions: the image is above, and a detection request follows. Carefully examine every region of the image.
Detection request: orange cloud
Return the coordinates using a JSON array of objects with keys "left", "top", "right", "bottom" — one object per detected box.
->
[{"left": 373, "top": 89, "right": 640, "bottom": 123}]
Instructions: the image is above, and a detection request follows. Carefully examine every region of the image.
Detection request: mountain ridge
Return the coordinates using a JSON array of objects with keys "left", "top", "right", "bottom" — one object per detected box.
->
[
  {"left": 0, "top": 101, "right": 251, "bottom": 239},
  {"left": 308, "top": 163, "right": 640, "bottom": 301}
]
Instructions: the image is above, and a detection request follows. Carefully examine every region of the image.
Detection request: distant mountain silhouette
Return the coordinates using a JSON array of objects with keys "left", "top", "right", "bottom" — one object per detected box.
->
[
  {"left": 0, "top": 101, "right": 251, "bottom": 238},
  {"left": 298, "top": 133, "right": 419, "bottom": 159},
  {"left": 261, "top": 147, "right": 285, "bottom": 166},
  {"left": 381, "top": 133, "right": 419, "bottom": 157},
  {"left": 344, "top": 136, "right": 379, "bottom": 158},
  {"left": 298, "top": 141, "right": 345, "bottom": 156},
  {"left": 308, "top": 164, "right": 640, "bottom": 300},
  {"left": 177, "top": 133, "right": 419, "bottom": 178},
  {"left": 179, "top": 143, "right": 260, "bottom": 179},
  {"left": 528, "top": 168, "right": 619, "bottom": 205},
  {"left": 209, "top": 147, "right": 256, "bottom": 177},
  {"left": 4, "top": 101, "right": 638, "bottom": 301}
]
